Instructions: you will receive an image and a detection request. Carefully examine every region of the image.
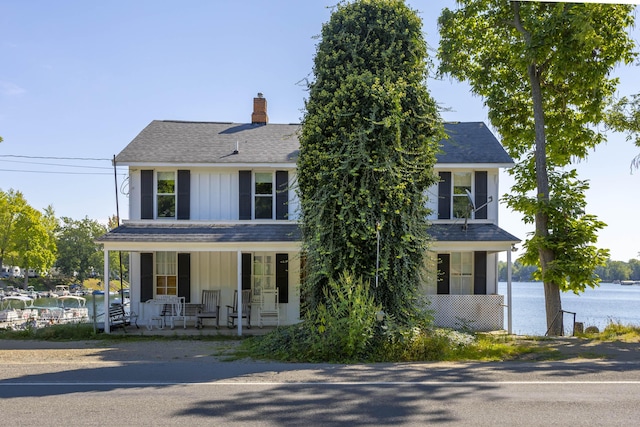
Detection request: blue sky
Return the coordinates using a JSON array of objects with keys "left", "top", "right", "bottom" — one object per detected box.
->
[{"left": 1, "top": 1, "right": 638, "bottom": 262}]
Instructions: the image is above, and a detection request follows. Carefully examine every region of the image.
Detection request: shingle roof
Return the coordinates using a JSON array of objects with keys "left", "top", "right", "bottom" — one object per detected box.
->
[
  {"left": 97, "top": 222, "right": 518, "bottom": 244},
  {"left": 96, "top": 223, "right": 302, "bottom": 243},
  {"left": 428, "top": 223, "right": 520, "bottom": 243},
  {"left": 115, "top": 120, "right": 513, "bottom": 166},
  {"left": 115, "top": 121, "right": 300, "bottom": 164},
  {"left": 437, "top": 122, "right": 513, "bottom": 165}
]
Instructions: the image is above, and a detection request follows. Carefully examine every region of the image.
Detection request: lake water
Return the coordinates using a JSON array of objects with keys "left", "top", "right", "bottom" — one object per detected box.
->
[{"left": 498, "top": 281, "right": 640, "bottom": 336}]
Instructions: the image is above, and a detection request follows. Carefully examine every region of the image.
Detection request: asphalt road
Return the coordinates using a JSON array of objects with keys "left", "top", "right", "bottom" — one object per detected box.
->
[{"left": 1, "top": 341, "right": 640, "bottom": 426}]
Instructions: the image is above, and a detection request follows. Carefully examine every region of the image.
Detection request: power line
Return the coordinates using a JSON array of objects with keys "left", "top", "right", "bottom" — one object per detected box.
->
[
  {"left": 0, "top": 168, "right": 126, "bottom": 176},
  {"left": 3, "top": 154, "right": 112, "bottom": 161},
  {"left": 0, "top": 159, "right": 116, "bottom": 170}
]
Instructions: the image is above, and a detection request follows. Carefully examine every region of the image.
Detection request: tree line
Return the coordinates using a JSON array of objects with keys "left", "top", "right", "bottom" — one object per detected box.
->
[
  {"left": 499, "top": 258, "right": 640, "bottom": 283},
  {"left": 0, "top": 188, "right": 127, "bottom": 288}
]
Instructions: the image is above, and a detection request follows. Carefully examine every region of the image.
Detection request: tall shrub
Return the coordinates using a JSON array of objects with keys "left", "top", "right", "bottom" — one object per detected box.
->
[{"left": 298, "top": 0, "right": 443, "bottom": 323}]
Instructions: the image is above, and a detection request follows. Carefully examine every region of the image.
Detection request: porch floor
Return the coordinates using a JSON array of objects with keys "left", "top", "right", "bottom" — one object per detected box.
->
[{"left": 101, "top": 322, "right": 278, "bottom": 337}]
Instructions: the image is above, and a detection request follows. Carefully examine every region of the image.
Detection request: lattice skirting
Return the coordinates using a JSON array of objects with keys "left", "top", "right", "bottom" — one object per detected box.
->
[{"left": 427, "top": 295, "right": 504, "bottom": 331}]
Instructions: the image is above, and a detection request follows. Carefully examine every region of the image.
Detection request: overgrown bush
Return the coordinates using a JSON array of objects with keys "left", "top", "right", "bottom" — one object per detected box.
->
[
  {"left": 306, "top": 272, "right": 381, "bottom": 361},
  {"left": 244, "top": 272, "right": 483, "bottom": 362}
]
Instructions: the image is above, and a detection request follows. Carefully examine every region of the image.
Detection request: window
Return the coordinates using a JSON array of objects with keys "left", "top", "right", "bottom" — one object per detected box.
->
[
  {"left": 156, "top": 251, "right": 177, "bottom": 296},
  {"left": 450, "top": 252, "right": 473, "bottom": 295},
  {"left": 452, "top": 172, "right": 472, "bottom": 219},
  {"left": 254, "top": 172, "right": 274, "bottom": 219},
  {"left": 239, "top": 170, "right": 288, "bottom": 220},
  {"left": 157, "top": 172, "right": 176, "bottom": 218},
  {"left": 253, "top": 253, "right": 275, "bottom": 300}
]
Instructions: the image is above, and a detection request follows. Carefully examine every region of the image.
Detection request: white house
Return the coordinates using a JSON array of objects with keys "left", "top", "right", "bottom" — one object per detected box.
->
[{"left": 98, "top": 95, "right": 519, "bottom": 333}]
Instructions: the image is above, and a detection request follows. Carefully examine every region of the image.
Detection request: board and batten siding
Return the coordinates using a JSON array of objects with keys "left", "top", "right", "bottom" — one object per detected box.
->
[
  {"left": 129, "top": 168, "right": 299, "bottom": 221},
  {"left": 190, "top": 170, "right": 238, "bottom": 220}
]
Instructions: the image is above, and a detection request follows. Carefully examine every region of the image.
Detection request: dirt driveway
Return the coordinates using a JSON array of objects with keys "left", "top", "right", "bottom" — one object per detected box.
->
[{"left": 0, "top": 339, "right": 243, "bottom": 364}]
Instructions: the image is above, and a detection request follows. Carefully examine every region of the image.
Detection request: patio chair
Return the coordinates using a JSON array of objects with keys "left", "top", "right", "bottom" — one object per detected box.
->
[
  {"left": 226, "top": 289, "right": 252, "bottom": 329},
  {"left": 258, "top": 288, "right": 279, "bottom": 328},
  {"left": 157, "top": 296, "right": 185, "bottom": 329},
  {"left": 196, "top": 289, "right": 220, "bottom": 329}
]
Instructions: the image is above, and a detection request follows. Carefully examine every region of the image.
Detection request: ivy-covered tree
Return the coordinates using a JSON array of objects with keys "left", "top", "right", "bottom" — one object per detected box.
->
[
  {"left": 55, "top": 216, "right": 107, "bottom": 282},
  {"left": 298, "top": 0, "right": 443, "bottom": 322},
  {"left": 438, "top": 1, "right": 636, "bottom": 334}
]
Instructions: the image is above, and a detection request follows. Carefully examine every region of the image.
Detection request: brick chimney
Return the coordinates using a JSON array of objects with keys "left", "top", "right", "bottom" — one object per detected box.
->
[{"left": 251, "top": 93, "right": 269, "bottom": 124}]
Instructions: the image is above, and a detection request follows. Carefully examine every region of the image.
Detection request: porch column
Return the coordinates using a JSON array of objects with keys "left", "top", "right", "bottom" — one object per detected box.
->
[
  {"left": 237, "top": 250, "right": 242, "bottom": 336},
  {"left": 507, "top": 248, "right": 513, "bottom": 335},
  {"left": 103, "top": 249, "right": 110, "bottom": 334}
]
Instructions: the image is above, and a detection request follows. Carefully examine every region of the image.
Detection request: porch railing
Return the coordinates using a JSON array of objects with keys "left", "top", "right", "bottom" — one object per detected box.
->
[{"left": 426, "top": 294, "right": 504, "bottom": 332}]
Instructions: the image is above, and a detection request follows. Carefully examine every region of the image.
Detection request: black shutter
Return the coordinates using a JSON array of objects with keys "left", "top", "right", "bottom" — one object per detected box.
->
[
  {"left": 276, "top": 171, "right": 288, "bottom": 220},
  {"left": 141, "top": 170, "right": 154, "bottom": 220},
  {"left": 177, "top": 170, "right": 190, "bottom": 220},
  {"left": 241, "top": 253, "right": 252, "bottom": 290},
  {"left": 178, "top": 253, "right": 191, "bottom": 302},
  {"left": 276, "top": 253, "right": 289, "bottom": 303},
  {"left": 474, "top": 251, "right": 487, "bottom": 295},
  {"left": 437, "top": 254, "right": 450, "bottom": 295},
  {"left": 140, "top": 253, "right": 154, "bottom": 302},
  {"left": 475, "top": 171, "right": 488, "bottom": 220},
  {"left": 438, "top": 172, "right": 451, "bottom": 220},
  {"left": 239, "top": 171, "right": 252, "bottom": 220}
]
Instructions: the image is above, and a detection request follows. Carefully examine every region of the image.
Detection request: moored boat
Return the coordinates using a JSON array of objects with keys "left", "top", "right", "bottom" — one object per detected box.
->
[
  {"left": 620, "top": 280, "right": 640, "bottom": 286},
  {"left": 55, "top": 295, "right": 89, "bottom": 323}
]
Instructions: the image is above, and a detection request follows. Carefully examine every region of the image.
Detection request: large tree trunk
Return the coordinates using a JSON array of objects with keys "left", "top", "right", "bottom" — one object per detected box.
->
[{"left": 528, "top": 63, "right": 563, "bottom": 335}]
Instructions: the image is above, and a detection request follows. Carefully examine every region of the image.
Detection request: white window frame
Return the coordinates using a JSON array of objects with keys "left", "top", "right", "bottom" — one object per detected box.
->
[
  {"left": 452, "top": 171, "right": 474, "bottom": 220},
  {"left": 253, "top": 171, "right": 275, "bottom": 220},
  {"left": 252, "top": 252, "right": 276, "bottom": 301},
  {"left": 156, "top": 171, "right": 177, "bottom": 219},
  {"left": 450, "top": 251, "right": 474, "bottom": 295},
  {"left": 155, "top": 251, "right": 177, "bottom": 296}
]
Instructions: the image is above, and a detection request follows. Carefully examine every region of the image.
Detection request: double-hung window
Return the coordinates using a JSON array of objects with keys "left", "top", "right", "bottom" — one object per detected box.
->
[
  {"left": 156, "top": 172, "right": 176, "bottom": 219},
  {"left": 254, "top": 172, "right": 274, "bottom": 219},
  {"left": 239, "top": 170, "right": 288, "bottom": 220},
  {"left": 156, "top": 251, "right": 177, "bottom": 296},
  {"left": 452, "top": 172, "right": 472, "bottom": 219},
  {"left": 438, "top": 171, "right": 487, "bottom": 220},
  {"left": 450, "top": 252, "right": 473, "bottom": 294}
]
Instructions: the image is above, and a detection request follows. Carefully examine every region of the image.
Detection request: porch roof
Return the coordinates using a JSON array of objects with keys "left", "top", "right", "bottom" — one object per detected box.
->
[
  {"left": 429, "top": 223, "right": 520, "bottom": 243},
  {"left": 97, "top": 222, "right": 519, "bottom": 245},
  {"left": 97, "top": 222, "right": 302, "bottom": 244}
]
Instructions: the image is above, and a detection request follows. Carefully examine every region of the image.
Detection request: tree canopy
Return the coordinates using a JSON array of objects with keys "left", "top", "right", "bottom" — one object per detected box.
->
[
  {"left": 0, "top": 189, "right": 57, "bottom": 285},
  {"left": 438, "top": 1, "right": 636, "bottom": 334},
  {"left": 606, "top": 93, "right": 640, "bottom": 171},
  {"left": 298, "top": 0, "right": 443, "bottom": 322},
  {"left": 55, "top": 216, "right": 108, "bottom": 282}
]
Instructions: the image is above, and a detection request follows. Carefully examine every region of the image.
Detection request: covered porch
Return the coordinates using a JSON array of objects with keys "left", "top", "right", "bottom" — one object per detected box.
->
[
  {"left": 97, "top": 222, "right": 302, "bottom": 335},
  {"left": 426, "top": 223, "right": 520, "bottom": 333}
]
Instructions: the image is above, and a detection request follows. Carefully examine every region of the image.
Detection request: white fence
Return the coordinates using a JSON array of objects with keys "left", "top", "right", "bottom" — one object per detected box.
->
[{"left": 427, "top": 294, "right": 504, "bottom": 331}]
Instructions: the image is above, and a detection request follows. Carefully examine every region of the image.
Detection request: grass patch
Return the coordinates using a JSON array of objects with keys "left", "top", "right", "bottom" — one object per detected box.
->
[
  {"left": 0, "top": 322, "right": 242, "bottom": 342},
  {"left": 0, "top": 323, "right": 101, "bottom": 340},
  {"left": 583, "top": 322, "right": 640, "bottom": 342}
]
